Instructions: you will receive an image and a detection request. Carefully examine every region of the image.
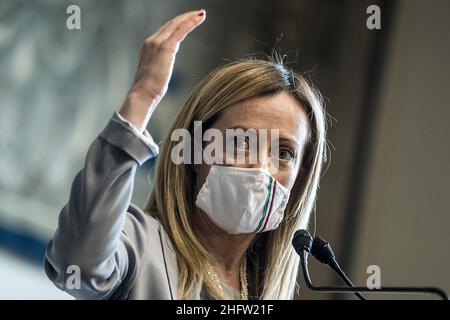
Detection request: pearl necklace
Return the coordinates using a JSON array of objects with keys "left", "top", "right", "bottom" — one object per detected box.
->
[{"left": 206, "top": 257, "right": 248, "bottom": 300}]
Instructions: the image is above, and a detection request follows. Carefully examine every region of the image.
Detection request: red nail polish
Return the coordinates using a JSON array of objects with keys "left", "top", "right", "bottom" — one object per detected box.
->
[{"left": 198, "top": 10, "right": 205, "bottom": 17}]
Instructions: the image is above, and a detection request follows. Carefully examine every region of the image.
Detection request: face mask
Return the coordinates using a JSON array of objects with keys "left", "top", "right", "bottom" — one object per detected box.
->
[{"left": 195, "top": 165, "right": 291, "bottom": 234}]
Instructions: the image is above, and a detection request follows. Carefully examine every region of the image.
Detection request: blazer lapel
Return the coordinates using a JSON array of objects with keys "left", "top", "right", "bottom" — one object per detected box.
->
[{"left": 158, "top": 225, "right": 180, "bottom": 299}]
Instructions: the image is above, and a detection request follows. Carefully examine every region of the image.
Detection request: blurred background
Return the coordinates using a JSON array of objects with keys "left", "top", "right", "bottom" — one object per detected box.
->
[{"left": 0, "top": 0, "right": 448, "bottom": 299}]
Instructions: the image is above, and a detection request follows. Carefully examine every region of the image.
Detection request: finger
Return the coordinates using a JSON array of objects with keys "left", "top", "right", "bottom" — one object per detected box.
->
[
  {"left": 152, "top": 19, "right": 173, "bottom": 37},
  {"left": 156, "top": 9, "right": 205, "bottom": 43},
  {"left": 152, "top": 10, "right": 203, "bottom": 41},
  {"left": 164, "top": 10, "right": 205, "bottom": 45}
]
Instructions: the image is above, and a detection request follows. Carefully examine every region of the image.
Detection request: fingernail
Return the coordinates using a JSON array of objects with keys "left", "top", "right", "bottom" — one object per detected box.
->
[{"left": 198, "top": 9, "right": 205, "bottom": 17}]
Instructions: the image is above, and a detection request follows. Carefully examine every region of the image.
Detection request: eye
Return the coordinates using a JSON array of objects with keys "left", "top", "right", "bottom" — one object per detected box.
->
[
  {"left": 234, "top": 135, "right": 250, "bottom": 150},
  {"left": 278, "top": 147, "right": 296, "bottom": 161}
]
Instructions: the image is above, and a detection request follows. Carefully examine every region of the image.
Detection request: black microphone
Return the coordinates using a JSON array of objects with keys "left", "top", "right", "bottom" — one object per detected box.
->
[
  {"left": 292, "top": 229, "right": 448, "bottom": 300},
  {"left": 292, "top": 229, "right": 313, "bottom": 254},
  {"left": 292, "top": 229, "right": 363, "bottom": 300},
  {"left": 311, "top": 236, "right": 366, "bottom": 300}
]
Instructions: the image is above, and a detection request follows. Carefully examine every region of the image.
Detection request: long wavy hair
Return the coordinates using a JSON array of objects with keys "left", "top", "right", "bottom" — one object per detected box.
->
[{"left": 143, "top": 56, "right": 328, "bottom": 299}]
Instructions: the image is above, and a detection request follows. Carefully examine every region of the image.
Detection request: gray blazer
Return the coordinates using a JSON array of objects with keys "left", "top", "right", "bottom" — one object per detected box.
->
[{"left": 44, "top": 112, "right": 183, "bottom": 300}]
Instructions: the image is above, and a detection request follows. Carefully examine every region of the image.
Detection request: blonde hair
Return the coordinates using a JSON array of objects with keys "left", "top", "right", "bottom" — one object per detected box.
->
[{"left": 143, "top": 56, "right": 328, "bottom": 299}]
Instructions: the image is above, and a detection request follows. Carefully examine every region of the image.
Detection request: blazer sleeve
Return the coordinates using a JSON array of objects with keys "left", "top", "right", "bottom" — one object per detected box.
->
[{"left": 43, "top": 111, "right": 159, "bottom": 299}]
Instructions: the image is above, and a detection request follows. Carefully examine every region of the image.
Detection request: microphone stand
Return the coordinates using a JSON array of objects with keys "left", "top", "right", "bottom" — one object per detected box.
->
[
  {"left": 293, "top": 229, "right": 448, "bottom": 300},
  {"left": 298, "top": 247, "right": 448, "bottom": 300}
]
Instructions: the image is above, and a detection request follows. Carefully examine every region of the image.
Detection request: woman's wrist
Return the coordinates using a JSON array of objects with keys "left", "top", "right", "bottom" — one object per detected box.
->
[{"left": 119, "top": 86, "right": 160, "bottom": 132}]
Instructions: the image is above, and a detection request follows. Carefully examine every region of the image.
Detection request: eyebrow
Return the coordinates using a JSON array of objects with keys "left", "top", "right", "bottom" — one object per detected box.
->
[{"left": 278, "top": 137, "right": 299, "bottom": 149}]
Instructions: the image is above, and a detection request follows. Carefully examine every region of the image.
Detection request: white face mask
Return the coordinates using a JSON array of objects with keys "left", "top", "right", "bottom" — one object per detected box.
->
[{"left": 195, "top": 165, "right": 291, "bottom": 234}]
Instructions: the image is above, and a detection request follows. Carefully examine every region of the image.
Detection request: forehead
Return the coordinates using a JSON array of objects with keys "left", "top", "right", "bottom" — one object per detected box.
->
[{"left": 212, "top": 91, "right": 310, "bottom": 146}]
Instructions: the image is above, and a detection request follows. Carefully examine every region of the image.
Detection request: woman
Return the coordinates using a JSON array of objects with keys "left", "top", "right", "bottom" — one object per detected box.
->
[{"left": 44, "top": 9, "right": 327, "bottom": 300}]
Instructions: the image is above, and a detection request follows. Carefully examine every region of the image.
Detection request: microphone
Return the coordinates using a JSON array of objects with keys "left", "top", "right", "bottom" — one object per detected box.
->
[
  {"left": 292, "top": 229, "right": 364, "bottom": 300},
  {"left": 311, "top": 236, "right": 366, "bottom": 300},
  {"left": 292, "top": 229, "right": 448, "bottom": 300}
]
